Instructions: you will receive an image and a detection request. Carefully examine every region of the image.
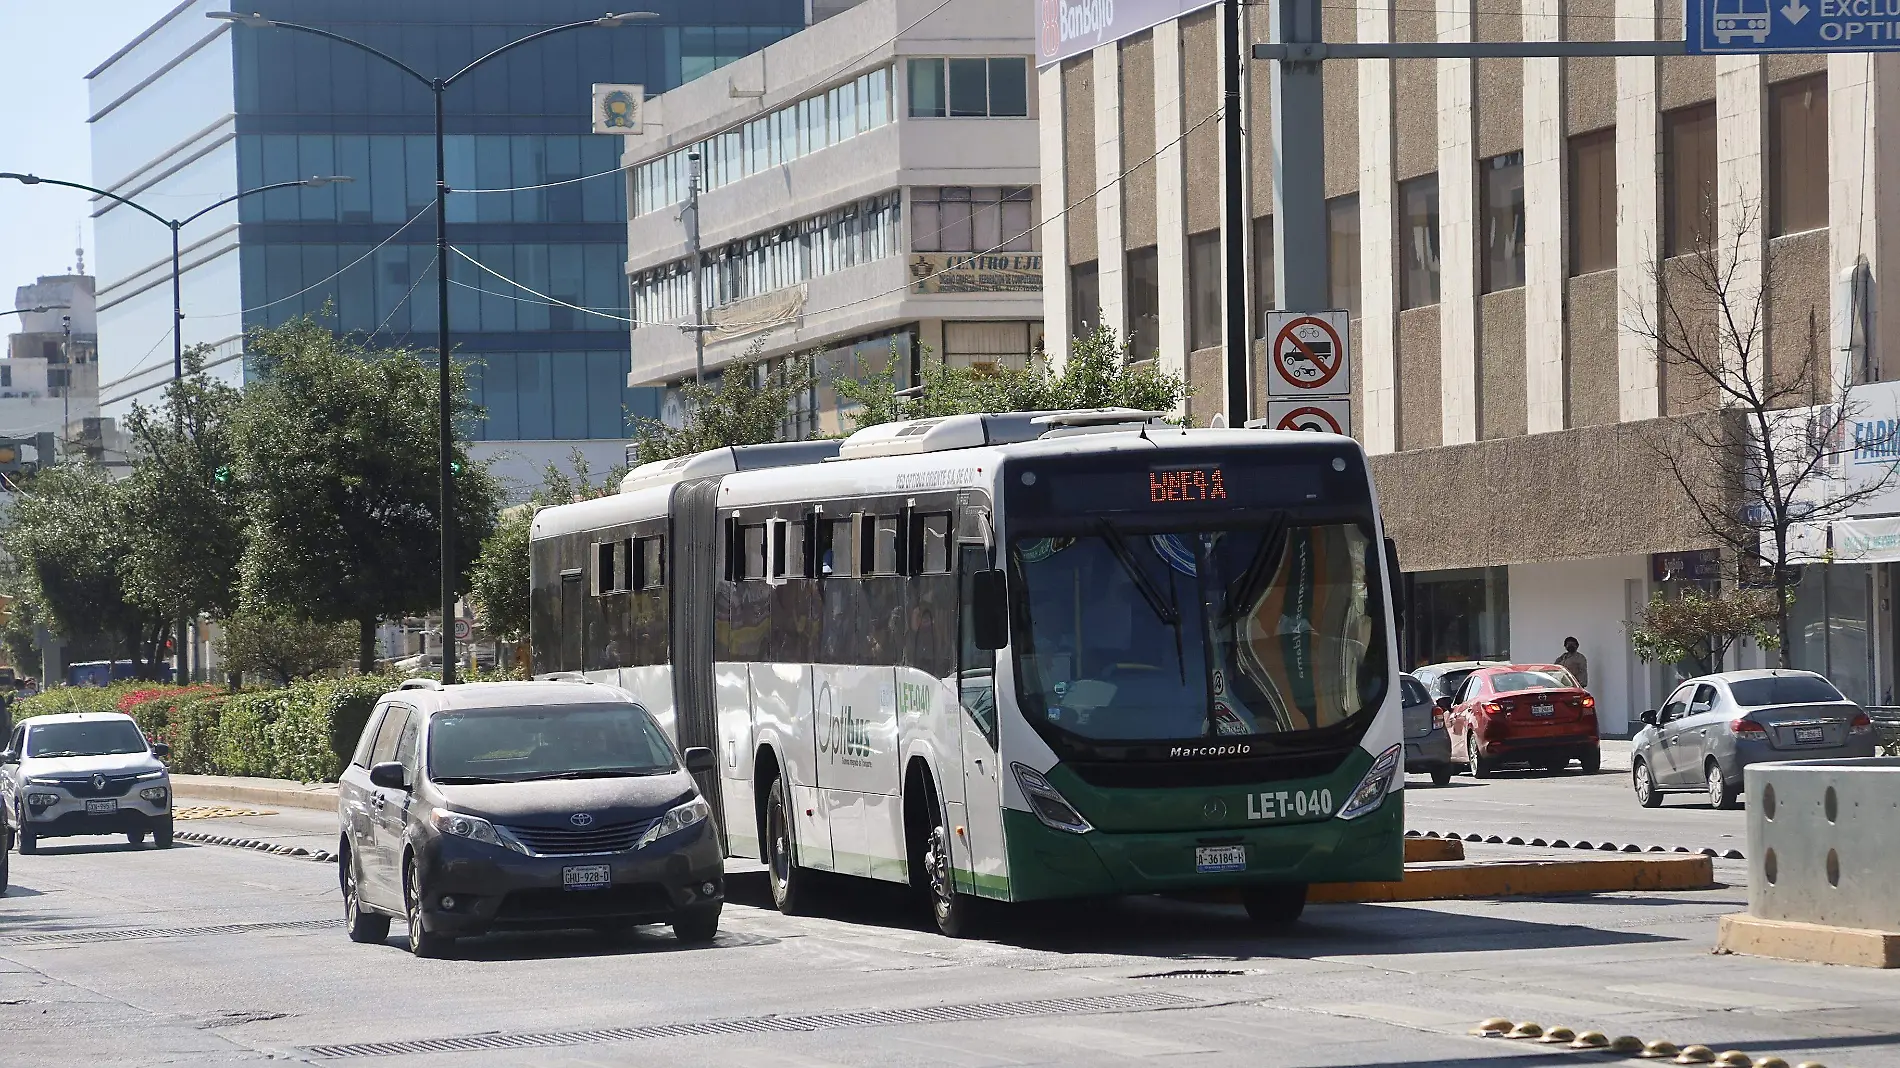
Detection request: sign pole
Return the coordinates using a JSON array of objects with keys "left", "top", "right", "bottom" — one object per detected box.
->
[
  {"left": 1270, "top": 0, "right": 1329, "bottom": 319},
  {"left": 1222, "top": 0, "right": 1252, "bottom": 425}
]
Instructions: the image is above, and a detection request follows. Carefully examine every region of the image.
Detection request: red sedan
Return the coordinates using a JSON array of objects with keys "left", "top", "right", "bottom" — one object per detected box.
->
[{"left": 1440, "top": 664, "right": 1601, "bottom": 776}]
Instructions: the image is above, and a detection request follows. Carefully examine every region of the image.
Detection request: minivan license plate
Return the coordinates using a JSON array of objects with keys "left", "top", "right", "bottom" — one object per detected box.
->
[
  {"left": 1794, "top": 725, "right": 1825, "bottom": 744},
  {"left": 563, "top": 864, "right": 611, "bottom": 891},
  {"left": 1195, "top": 845, "right": 1247, "bottom": 873},
  {"left": 85, "top": 799, "right": 118, "bottom": 815}
]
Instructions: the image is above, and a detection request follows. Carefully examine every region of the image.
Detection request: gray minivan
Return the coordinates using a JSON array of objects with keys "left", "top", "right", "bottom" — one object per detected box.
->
[{"left": 336, "top": 679, "right": 724, "bottom": 956}]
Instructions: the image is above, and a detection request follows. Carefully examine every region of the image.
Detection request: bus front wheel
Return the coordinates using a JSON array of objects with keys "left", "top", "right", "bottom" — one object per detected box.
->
[
  {"left": 924, "top": 806, "right": 982, "bottom": 939},
  {"left": 1241, "top": 883, "right": 1308, "bottom": 929}
]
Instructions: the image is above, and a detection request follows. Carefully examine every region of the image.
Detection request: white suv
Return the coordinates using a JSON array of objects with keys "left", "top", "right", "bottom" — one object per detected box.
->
[{"left": 2, "top": 712, "right": 174, "bottom": 854}]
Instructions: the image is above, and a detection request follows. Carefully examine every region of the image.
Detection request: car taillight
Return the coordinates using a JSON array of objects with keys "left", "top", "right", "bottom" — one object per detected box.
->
[
  {"left": 1850, "top": 712, "right": 1872, "bottom": 734},
  {"left": 1580, "top": 695, "right": 1595, "bottom": 709},
  {"left": 1731, "top": 718, "right": 1767, "bottom": 736},
  {"left": 1483, "top": 702, "right": 1503, "bottom": 715},
  {"left": 1431, "top": 708, "right": 1445, "bottom": 729}
]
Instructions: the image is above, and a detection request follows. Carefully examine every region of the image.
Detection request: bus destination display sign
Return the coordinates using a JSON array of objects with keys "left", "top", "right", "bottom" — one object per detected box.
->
[{"left": 1150, "top": 466, "right": 1228, "bottom": 504}]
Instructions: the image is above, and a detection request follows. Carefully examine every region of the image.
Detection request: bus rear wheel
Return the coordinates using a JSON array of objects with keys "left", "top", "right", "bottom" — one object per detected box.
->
[
  {"left": 1241, "top": 883, "right": 1308, "bottom": 929},
  {"left": 765, "top": 774, "right": 812, "bottom": 915}
]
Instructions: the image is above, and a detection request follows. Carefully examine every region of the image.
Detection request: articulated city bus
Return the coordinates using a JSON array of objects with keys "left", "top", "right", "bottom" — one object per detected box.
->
[{"left": 529, "top": 410, "right": 1404, "bottom": 935}]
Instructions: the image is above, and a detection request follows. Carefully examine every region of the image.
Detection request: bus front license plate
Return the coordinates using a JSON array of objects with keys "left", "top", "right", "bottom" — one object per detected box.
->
[
  {"left": 563, "top": 864, "right": 612, "bottom": 891},
  {"left": 1195, "top": 845, "right": 1247, "bottom": 873}
]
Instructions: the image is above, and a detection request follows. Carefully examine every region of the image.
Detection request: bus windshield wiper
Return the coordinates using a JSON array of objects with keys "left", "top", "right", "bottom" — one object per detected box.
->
[
  {"left": 1095, "top": 520, "right": 1179, "bottom": 627},
  {"left": 1096, "top": 520, "right": 1189, "bottom": 684}
]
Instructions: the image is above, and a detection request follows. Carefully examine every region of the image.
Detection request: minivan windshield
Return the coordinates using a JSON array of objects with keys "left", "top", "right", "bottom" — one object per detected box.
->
[
  {"left": 1729, "top": 675, "right": 1845, "bottom": 707},
  {"left": 427, "top": 704, "right": 679, "bottom": 783},
  {"left": 26, "top": 719, "right": 149, "bottom": 758}
]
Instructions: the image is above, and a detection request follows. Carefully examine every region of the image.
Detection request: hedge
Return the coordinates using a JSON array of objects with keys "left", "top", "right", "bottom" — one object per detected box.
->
[{"left": 10, "top": 673, "right": 406, "bottom": 782}]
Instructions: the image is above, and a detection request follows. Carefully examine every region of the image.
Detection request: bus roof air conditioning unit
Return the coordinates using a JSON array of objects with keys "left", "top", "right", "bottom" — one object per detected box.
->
[
  {"left": 835, "top": 409, "right": 1164, "bottom": 459},
  {"left": 618, "top": 439, "right": 840, "bottom": 493}
]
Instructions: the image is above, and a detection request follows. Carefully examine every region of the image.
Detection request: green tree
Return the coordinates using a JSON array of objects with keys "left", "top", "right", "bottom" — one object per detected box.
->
[
  {"left": 119, "top": 347, "right": 246, "bottom": 629},
  {"left": 1626, "top": 587, "right": 1781, "bottom": 673},
  {"left": 629, "top": 346, "right": 814, "bottom": 464},
  {"left": 468, "top": 449, "right": 627, "bottom": 643},
  {"left": 216, "top": 607, "right": 357, "bottom": 687},
  {"left": 1, "top": 462, "right": 169, "bottom": 672},
  {"left": 837, "top": 323, "right": 1187, "bottom": 429},
  {"left": 233, "top": 317, "right": 501, "bottom": 672}
]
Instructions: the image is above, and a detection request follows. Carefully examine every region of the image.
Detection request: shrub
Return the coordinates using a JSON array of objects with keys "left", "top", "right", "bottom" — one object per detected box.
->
[
  {"left": 212, "top": 689, "right": 291, "bottom": 778},
  {"left": 10, "top": 681, "right": 149, "bottom": 722},
  {"left": 162, "top": 693, "right": 232, "bottom": 774}
]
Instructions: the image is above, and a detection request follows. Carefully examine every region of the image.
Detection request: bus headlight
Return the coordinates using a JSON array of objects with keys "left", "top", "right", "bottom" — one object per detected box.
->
[
  {"left": 1011, "top": 764, "right": 1093, "bottom": 835},
  {"left": 1337, "top": 744, "right": 1403, "bottom": 821}
]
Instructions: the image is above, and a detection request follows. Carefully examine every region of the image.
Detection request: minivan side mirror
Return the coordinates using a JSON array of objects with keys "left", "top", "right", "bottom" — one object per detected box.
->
[
  {"left": 368, "top": 761, "right": 409, "bottom": 790},
  {"left": 1639, "top": 709, "right": 1658, "bottom": 726},
  {"left": 972, "top": 569, "right": 1010, "bottom": 650},
  {"left": 1435, "top": 695, "right": 1454, "bottom": 712},
  {"left": 682, "top": 746, "right": 716, "bottom": 774},
  {"left": 0, "top": 750, "right": 16, "bottom": 765},
  {"left": 151, "top": 742, "right": 171, "bottom": 758}
]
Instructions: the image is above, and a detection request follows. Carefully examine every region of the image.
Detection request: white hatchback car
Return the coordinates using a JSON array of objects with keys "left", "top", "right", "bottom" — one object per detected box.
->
[{"left": 2, "top": 712, "right": 174, "bottom": 854}]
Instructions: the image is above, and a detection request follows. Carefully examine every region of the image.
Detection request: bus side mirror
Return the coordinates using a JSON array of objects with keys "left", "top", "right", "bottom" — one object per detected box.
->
[
  {"left": 972, "top": 569, "right": 1010, "bottom": 651},
  {"left": 1384, "top": 537, "right": 1406, "bottom": 620}
]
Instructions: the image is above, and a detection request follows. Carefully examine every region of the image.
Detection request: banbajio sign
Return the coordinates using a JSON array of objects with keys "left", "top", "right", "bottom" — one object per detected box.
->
[{"left": 1038, "top": 0, "right": 1220, "bottom": 66}]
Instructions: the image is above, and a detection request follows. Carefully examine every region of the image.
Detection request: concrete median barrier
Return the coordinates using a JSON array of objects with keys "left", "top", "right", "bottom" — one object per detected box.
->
[{"left": 1310, "top": 853, "right": 1715, "bottom": 903}]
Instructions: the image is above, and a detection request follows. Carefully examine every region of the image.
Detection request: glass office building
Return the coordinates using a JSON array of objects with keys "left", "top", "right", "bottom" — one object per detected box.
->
[{"left": 89, "top": 0, "right": 803, "bottom": 472}]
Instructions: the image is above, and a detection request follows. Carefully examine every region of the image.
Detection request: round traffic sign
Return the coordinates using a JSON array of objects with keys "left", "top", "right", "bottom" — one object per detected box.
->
[
  {"left": 452, "top": 618, "right": 472, "bottom": 641},
  {"left": 1271, "top": 316, "right": 1345, "bottom": 390},
  {"left": 1275, "top": 406, "right": 1344, "bottom": 434}
]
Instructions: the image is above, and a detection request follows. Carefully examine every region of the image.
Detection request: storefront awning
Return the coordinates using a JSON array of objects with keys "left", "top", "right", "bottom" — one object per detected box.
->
[{"left": 1786, "top": 517, "right": 1900, "bottom": 564}]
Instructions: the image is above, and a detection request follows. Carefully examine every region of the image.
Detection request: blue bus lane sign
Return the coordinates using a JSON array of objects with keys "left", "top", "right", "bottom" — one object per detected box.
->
[{"left": 1689, "top": 0, "right": 1900, "bottom": 54}]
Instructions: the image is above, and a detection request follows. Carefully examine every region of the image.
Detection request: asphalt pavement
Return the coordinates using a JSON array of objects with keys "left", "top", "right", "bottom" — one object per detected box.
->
[
  {"left": 1403, "top": 748, "right": 1751, "bottom": 857},
  {"left": 6, "top": 776, "right": 1898, "bottom": 1068}
]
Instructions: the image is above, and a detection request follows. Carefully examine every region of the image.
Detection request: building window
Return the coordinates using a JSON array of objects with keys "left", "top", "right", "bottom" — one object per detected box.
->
[
  {"left": 945, "top": 320, "right": 1040, "bottom": 372},
  {"left": 0, "top": 366, "right": 10, "bottom": 388},
  {"left": 910, "top": 187, "right": 1035, "bottom": 252},
  {"left": 1328, "top": 195, "right": 1361, "bottom": 318},
  {"left": 1568, "top": 127, "right": 1617, "bottom": 275},
  {"left": 1126, "top": 246, "right": 1160, "bottom": 360},
  {"left": 630, "top": 66, "right": 894, "bottom": 217},
  {"left": 1480, "top": 152, "right": 1526, "bottom": 292},
  {"left": 1769, "top": 75, "right": 1828, "bottom": 237},
  {"left": 1188, "top": 229, "right": 1222, "bottom": 351},
  {"left": 1663, "top": 102, "right": 1717, "bottom": 256},
  {"left": 1400, "top": 175, "right": 1440, "bottom": 310},
  {"left": 1253, "top": 215, "right": 1275, "bottom": 333},
  {"left": 907, "top": 58, "right": 1029, "bottom": 119},
  {"left": 1071, "top": 261, "right": 1100, "bottom": 340}
]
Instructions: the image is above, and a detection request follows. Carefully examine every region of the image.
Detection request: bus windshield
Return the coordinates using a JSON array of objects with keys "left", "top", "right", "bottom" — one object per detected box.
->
[{"left": 1009, "top": 520, "right": 1387, "bottom": 748}]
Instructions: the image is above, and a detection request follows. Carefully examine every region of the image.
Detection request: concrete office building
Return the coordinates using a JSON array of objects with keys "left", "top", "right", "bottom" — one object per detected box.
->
[
  {"left": 87, "top": 0, "right": 808, "bottom": 493},
  {"left": 3, "top": 272, "right": 109, "bottom": 463},
  {"left": 1038, "top": 1, "right": 1899, "bottom": 725},
  {"left": 621, "top": 0, "right": 1040, "bottom": 434}
]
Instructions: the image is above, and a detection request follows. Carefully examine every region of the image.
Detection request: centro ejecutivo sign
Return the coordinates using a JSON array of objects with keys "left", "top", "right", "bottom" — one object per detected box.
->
[{"left": 1038, "top": 0, "right": 1220, "bottom": 66}]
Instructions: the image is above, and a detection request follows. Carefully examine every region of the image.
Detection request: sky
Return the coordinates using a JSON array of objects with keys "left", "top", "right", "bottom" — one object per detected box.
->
[{"left": 0, "top": 3, "right": 172, "bottom": 307}]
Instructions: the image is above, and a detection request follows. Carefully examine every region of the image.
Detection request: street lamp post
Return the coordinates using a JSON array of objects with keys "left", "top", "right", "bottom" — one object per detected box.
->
[
  {"left": 208, "top": 10, "right": 656, "bottom": 683},
  {"left": 0, "top": 172, "right": 350, "bottom": 382}
]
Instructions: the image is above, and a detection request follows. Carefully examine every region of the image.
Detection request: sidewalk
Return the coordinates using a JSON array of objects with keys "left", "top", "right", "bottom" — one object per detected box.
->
[{"left": 172, "top": 774, "right": 337, "bottom": 811}]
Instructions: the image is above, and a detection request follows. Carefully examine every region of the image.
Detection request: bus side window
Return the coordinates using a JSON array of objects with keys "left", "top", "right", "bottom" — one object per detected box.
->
[
  {"left": 821, "top": 517, "right": 854, "bottom": 577},
  {"left": 957, "top": 543, "right": 998, "bottom": 748},
  {"left": 918, "top": 514, "right": 951, "bottom": 574}
]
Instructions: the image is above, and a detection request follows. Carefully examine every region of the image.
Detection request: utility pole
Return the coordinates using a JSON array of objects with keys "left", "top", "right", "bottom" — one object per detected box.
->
[
  {"left": 1221, "top": 0, "right": 1251, "bottom": 427},
  {"left": 59, "top": 315, "right": 71, "bottom": 462},
  {"left": 684, "top": 151, "right": 707, "bottom": 385}
]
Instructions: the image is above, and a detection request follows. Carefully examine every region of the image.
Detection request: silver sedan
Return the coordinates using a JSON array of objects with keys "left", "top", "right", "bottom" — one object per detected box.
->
[{"left": 1631, "top": 669, "right": 1876, "bottom": 809}]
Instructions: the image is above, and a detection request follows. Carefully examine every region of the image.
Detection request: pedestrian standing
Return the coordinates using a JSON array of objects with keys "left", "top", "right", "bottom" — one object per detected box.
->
[{"left": 1556, "top": 637, "right": 1589, "bottom": 688}]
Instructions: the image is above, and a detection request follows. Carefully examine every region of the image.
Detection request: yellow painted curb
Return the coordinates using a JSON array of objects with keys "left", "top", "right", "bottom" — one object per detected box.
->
[
  {"left": 1310, "top": 854, "right": 1714, "bottom": 903},
  {"left": 1716, "top": 913, "right": 1900, "bottom": 969},
  {"left": 1404, "top": 837, "right": 1466, "bottom": 862}
]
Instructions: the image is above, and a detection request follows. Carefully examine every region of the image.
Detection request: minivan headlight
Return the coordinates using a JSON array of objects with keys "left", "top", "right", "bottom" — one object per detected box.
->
[
  {"left": 430, "top": 808, "right": 527, "bottom": 854},
  {"left": 637, "top": 797, "right": 711, "bottom": 849},
  {"left": 1337, "top": 743, "right": 1403, "bottom": 820}
]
